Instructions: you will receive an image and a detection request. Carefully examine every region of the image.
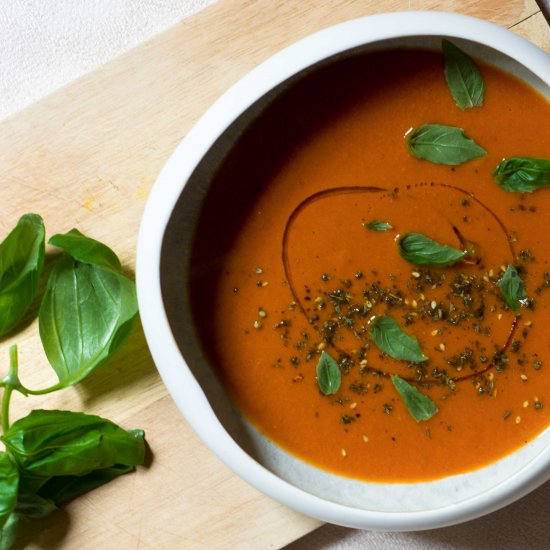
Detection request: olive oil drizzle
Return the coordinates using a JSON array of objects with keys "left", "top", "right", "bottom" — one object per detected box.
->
[{"left": 281, "top": 182, "right": 519, "bottom": 385}]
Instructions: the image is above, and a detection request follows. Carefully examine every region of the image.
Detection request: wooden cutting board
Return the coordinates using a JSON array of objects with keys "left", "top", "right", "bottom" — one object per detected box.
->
[{"left": 0, "top": 1, "right": 547, "bottom": 548}]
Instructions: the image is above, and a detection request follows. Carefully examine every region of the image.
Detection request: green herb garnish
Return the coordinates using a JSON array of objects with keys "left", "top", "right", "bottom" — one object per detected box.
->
[
  {"left": 39, "top": 230, "right": 138, "bottom": 390},
  {"left": 398, "top": 232, "right": 466, "bottom": 267},
  {"left": 498, "top": 265, "right": 527, "bottom": 314},
  {"left": 316, "top": 351, "right": 341, "bottom": 395},
  {"left": 406, "top": 124, "right": 486, "bottom": 165},
  {"left": 0, "top": 216, "right": 144, "bottom": 546},
  {"left": 493, "top": 157, "right": 550, "bottom": 193},
  {"left": 442, "top": 39, "right": 485, "bottom": 110},
  {"left": 370, "top": 315, "right": 428, "bottom": 363},
  {"left": 391, "top": 375, "right": 438, "bottom": 422},
  {"left": 0, "top": 214, "right": 45, "bottom": 338},
  {"left": 364, "top": 220, "right": 393, "bottom": 232}
]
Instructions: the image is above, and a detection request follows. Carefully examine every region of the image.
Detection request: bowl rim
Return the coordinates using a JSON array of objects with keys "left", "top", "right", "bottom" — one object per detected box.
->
[{"left": 136, "top": 10, "right": 550, "bottom": 531}]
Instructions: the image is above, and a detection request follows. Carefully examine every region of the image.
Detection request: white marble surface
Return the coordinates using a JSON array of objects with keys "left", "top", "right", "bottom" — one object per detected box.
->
[{"left": 2, "top": 1, "right": 549, "bottom": 549}]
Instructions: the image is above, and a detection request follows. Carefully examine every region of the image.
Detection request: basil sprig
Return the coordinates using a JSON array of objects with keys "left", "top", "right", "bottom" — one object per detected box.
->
[
  {"left": 406, "top": 124, "right": 486, "bottom": 165},
  {"left": 493, "top": 157, "right": 550, "bottom": 193},
  {"left": 0, "top": 214, "right": 45, "bottom": 338},
  {"left": 39, "top": 230, "right": 138, "bottom": 390},
  {"left": 2, "top": 410, "right": 145, "bottom": 496},
  {"left": 391, "top": 375, "right": 438, "bottom": 422},
  {"left": 398, "top": 232, "right": 466, "bottom": 267},
  {"left": 498, "top": 265, "right": 527, "bottom": 314},
  {"left": 370, "top": 315, "right": 428, "bottom": 363},
  {"left": 0, "top": 216, "right": 145, "bottom": 546},
  {"left": 316, "top": 351, "right": 341, "bottom": 395},
  {"left": 364, "top": 220, "right": 393, "bottom": 232},
  {"left": 442, "top": 39, "right": 485, "bottom": 110}
]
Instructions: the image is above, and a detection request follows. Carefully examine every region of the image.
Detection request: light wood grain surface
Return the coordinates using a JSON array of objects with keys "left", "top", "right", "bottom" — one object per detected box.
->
[{"left": 0, "top": 1, "right": 547, "bottom": 548}]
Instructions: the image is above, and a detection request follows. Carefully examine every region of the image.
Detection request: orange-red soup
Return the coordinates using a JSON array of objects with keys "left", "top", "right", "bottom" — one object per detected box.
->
[{"left": 190, "top": 49, "right": 550, "bottom": 482}]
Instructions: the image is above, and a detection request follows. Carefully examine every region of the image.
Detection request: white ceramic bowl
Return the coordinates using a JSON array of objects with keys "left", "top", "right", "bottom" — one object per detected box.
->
[{"left": 136, "top": 11, "right": 550, "bottom": 531}]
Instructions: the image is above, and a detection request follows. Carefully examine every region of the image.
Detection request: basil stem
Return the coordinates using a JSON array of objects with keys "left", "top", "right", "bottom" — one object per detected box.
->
[
  {"left": 364, "top": 220, "right": 393, "bottom": 232},
  {"left": 398, "top": 232, "right": 466, "bottom": 267},
  {"left": 316, "top": 351, "right": 341, "bottom": 395},
  {"left": 498, "top": 265, "right": 527, "bottom": 314},
  {"left": 442, "top": 39, "right": 485, "bottom": 110},
  {"left": 391, "top": 375, "right": 438, "bottom": 422},
  {"left": 370, "top": 315, "right": 428, "bottom": 363},
  {"left": 493, "top": 157, "right": 550, "bottom": 193},
  {"left": 406, "top": 124, "right": 486, "bottom": 165}
]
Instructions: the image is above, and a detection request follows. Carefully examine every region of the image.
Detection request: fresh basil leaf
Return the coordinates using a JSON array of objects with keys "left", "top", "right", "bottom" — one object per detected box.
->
[
  {"left": 391, "top": 375, "right": 438, "bottom": 422},
  {"left": 493, "top": 157, "right": 550, "bottom": 193},
  {"left": 370, "top": 315, "right": 428, "bottom": 363},
  {"left": 498, "top": 265, "right": 527, "bottom": 314},
  {"left": 38, "top": 464, "right": 133, "bottom": 505},
  {"left": 38, "top": 253, "right": 138, "bottom": 389},
  {"left": 442, "top": 39, "right": 485, "bottom": 110},
  {"left": 316, "top": 351, "right": 341, "bottom": 395},
  {"left": 406, "top": 124, "right": 486, "bottom": 165},
  {"left": 1, "top": 410, "right": 145, "bottom": 493},
  {"left": 364, "top": 220, "right": 393, "bottom": 232},
  {"left": 0, "top": 214, "right": 45, "bottom": 337},
  {"left": 0, "top": 453, "right": 19, "bottom": 529},
  {"left": 49, "top": 228, "right": 122, "bottom": 273},
  {"left": 398, "top": 232, "right": 466, "bottom": 267}
]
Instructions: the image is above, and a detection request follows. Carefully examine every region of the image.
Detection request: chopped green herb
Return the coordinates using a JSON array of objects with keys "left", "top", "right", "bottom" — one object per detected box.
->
[
  {"left": 370, "top": 315, "right": 428, "bottom": 363},
  {"left": 391, "top": 375, "right": 438, "bottom": 422},
  {"left": 364, "top": 220, "right": 393, "bottom": 232},
  {"left": 493, "top": 157, "right": 550, "bottom": 193},
  {"left": 406, "top": 124, "right": 486, "bottom": 165},
  {"left": 498, "top": 265, "right": 527, "bottom": 314},
  {"left": 315, "top": 351, "right": 341, "bottom": 395},
  {"left": 398, "top": 232, "right": 466, "bottom": 267},
  {"left": 442, "top": 39, "right": 485, "bottom": 110}
]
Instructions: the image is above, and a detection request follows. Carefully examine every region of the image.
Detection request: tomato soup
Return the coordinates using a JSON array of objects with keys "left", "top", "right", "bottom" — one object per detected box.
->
[{"left": 190, "top": 48, "right": 550, "bottom": 482}]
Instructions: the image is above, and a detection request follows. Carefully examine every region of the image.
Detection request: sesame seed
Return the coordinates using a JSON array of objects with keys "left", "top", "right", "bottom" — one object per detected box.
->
[
  {"left": 341, "top": 449, "right": 347, "bottom": 457},
  {"left": 411, "top": 271, "right": 420, "bottom": 278},
  {"left": 439, "top": 343, "right": 446, "bottom": 352},
  {"left": 318, "top": 342, "right": 326, "bottom": 351},
  {"left": 524, "top": 321, "right": 532, "bottom": 327},
  {"left": 255, "top": 267, "right": 263, "bottom": 274},
  {"left": 261, "top": 281, "right": 269, "bottom": 287},
  {"left": 350, "top": 402, "right": 357, "bottom": 409},
  {"left": 497, "top": 313, "right": 503, "bottom": 320},
  {"left": 431, "top": 329, "right": 438, "bottom": 336},
  {"left": 253, "top": 320, "right": 262, "bottom": 329},
  {"left": 412, "top": 300, "right": 418, "bottom": 308},
  {"left": 489, "top": 269, "right": 494, "bottom": 277},
  {"left": 360, "top": 359, "right": 368, "bottom": 366},
  {"left": 520, "top": 374, "right": 528, "bottom": 381},
  {"left": 483, "top": 275, "right": 490, "bottom": 283},
  {"left": 515, "top": 416, "right": 521, "bottom": 424},
  {"left": 501, "top": 265, "right": 507, "bottom": 272},
  {"left": 523, "top": 400, "right": 529, "bottom": 408},
  {"left": 431, "top": 301, "right": 437, "bottom": 310},
  {"left": 362, "top": 435, "right": 369, "bottom": 443},
  {"left": 258, "top": 308, "right": 267, "bottom": 318}
]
